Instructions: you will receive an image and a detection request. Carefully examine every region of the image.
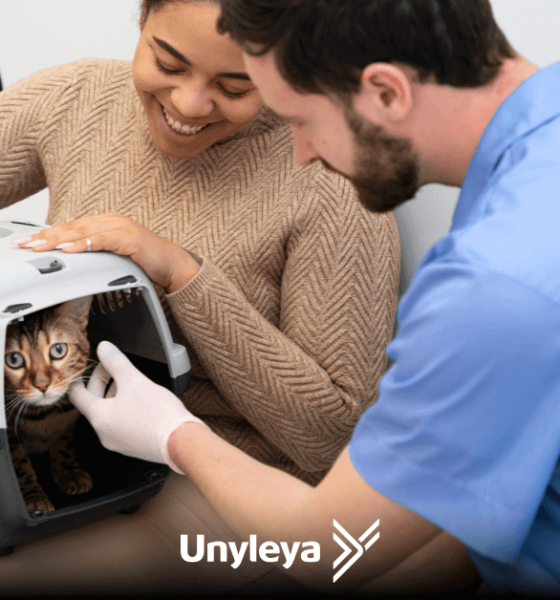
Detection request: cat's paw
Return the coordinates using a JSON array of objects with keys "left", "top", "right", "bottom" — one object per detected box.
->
[
  {"left": 56, "top": 469, "right": 93, "bottom": 495},
  {"left": 26, "top": 497, "right": 55, "bottom": 513}
]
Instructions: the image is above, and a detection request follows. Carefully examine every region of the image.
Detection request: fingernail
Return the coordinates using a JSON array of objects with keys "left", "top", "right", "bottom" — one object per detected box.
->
[
  {"left": 24, "top": 239, "right": 47, "bottom": 248},
  {"left": 98, "top": 341, "right": 119, "bottom": 356},
  {"left": 55, "top": 242, "right": 74, "bottom": 249},
  {"left": 10, "top": 235, "right": 32, "bottom": 245}
]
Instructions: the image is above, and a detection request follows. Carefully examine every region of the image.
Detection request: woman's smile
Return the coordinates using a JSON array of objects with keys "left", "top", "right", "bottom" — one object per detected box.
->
[{"left": 162, "top": 105, "right": 209, "bottom": 136}]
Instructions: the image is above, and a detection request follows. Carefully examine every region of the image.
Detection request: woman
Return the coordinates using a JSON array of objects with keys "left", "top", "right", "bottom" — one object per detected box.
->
[{"left": 0, "top": 0, "right": 399, "bottom": 594}]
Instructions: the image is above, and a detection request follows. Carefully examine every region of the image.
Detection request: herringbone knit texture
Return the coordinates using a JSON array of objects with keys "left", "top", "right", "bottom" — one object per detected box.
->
[{"left": 0, "top": 60, "right": 400, "bottom": 484}]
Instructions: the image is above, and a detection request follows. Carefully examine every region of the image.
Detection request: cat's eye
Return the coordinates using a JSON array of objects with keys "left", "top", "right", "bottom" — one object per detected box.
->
[
  {"left": 5, "top": 352, "right": 24, "bottom": 369},
  {"left": 49, "top": 343, "right": 68, "bottom": 360}
]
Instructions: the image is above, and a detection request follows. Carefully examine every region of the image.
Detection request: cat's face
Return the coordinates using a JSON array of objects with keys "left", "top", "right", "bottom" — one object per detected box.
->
[{"left": 4, "top": 296, "right": 92, "bottom": 407}]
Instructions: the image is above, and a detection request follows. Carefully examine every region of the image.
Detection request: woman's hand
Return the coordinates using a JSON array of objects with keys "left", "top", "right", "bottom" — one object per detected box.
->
[{"left": 11, "top": 213, "right": 201, "bottom": 293}]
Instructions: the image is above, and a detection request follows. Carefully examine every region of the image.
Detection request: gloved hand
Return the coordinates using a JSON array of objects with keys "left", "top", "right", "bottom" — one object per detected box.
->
[{"left": 70, "top": 341, "right": 208, "bottom": 473}]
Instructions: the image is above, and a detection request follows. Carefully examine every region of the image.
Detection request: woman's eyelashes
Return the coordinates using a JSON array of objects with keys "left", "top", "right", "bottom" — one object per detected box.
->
[
  {"left": 216, "top": 83, "right": 252, "bottom": 99},
  {"left": 154, "top": 57, "right": 181, "bottom": 75},
  {"left": 153, "top": 58, "right": 253, "bottom": 99}
]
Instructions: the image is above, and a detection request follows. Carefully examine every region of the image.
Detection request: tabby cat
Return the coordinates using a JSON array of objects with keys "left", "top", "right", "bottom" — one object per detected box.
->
[{"left": 4, "top": 296, "right": 93, "bottom": 512}]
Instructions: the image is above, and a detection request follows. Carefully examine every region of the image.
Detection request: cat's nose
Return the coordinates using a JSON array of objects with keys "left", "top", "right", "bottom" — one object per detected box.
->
[{"left": 33, "top": 375, "right": 51, "bottom": 393}]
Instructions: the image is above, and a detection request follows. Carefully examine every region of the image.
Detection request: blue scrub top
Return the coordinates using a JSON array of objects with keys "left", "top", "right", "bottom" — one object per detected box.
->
[{"left": 349, "top": 61, "right": 560, "bottom": 594}]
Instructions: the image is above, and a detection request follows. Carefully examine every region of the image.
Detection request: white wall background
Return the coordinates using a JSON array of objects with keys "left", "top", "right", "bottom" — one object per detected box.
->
[
  {"left": 0, "top": 0, "right": 141, "bottom": 224},
  {"left": 0, "top": 0, "right": 559, "bottom": 293}
]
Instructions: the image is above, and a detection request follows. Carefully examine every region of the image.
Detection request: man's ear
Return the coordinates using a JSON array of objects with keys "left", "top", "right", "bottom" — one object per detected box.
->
[{"left": 353, "top": 63, "right": 413, "bottom": 124}]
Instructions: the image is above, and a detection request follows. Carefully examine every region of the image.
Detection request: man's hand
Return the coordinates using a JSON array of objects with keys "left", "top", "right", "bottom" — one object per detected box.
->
[{"left": 70, "top": 341, "right": 208, "bottom": 472}]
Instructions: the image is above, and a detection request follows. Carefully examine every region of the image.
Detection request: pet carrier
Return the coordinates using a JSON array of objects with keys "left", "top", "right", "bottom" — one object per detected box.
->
[{"left": 0, "top": 220, "right": 191, "bottom": 555}]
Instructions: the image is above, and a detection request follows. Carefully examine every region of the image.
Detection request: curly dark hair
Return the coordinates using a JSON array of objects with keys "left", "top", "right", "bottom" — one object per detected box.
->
[{"left": 217, "top": 0, "right": 515, "bottom": 95}]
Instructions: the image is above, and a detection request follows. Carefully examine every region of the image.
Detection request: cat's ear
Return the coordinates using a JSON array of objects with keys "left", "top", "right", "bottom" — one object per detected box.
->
[{"left": 54, "top": 296, "right": 93, "bottom": 328}]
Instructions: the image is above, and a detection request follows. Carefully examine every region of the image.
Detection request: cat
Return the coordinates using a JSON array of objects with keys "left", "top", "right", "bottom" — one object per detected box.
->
[{"left": 4, "top": 295, "right": 94, "bottom": 512}]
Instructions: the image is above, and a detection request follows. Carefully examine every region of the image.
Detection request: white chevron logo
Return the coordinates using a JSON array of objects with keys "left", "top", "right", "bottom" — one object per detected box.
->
[{"left": 333, "top": 519, "right": 380, "bottom": 582}]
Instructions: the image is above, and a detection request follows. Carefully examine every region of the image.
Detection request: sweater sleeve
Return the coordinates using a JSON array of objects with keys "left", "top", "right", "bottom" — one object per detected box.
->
[
  {"left": 166, "top": 167, "right": 400, "bottom": 472},
  {"left": 0, "top": 64, "right": 77, "bottom": 207}
]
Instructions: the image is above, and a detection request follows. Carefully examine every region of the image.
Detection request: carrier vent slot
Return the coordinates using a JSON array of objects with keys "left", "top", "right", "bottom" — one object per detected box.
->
[
  {"left": 108, "top": 275, "right": 137, "bottom": 287},
  {"left": 10, "top": 221, "right": 40, "bottom": 227},
  {"left": 3, "top": 303, "right": 32, "bottom": 314},
  {"left": 91, "top": 290, "right": 139, "bottom": 316}
]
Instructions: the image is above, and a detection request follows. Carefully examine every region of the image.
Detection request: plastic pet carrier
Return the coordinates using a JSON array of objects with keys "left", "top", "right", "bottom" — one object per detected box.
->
[{"left": 0, "top": 220, "right": 191, "bottom": 555}]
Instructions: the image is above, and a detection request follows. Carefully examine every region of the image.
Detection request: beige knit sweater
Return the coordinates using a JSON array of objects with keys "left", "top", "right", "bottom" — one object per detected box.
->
[{"left": 0, "top": 60, "right": 400, "bottom": 484}]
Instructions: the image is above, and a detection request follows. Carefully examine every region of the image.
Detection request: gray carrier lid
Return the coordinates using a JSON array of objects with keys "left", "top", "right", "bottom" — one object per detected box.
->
[{"left": 0, "top": 220, "right": 191, "bottom": 428}]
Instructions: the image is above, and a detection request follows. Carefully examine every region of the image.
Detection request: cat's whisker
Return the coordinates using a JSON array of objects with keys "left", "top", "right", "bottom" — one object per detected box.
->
[
  {"left": 5, "top": 393, "right": 25, "bottom": 412},
  {"left": 12, "top": 400, "right": 29, "bottom": 440},
  {"left": 66, "top": 361, "right": 99, "bottom": 387},
  {"left": 81, "top": 366, "right": 96, "bottom": 379},
  {"left": 67, "top": 373, "right": 88, "bottom": 388},
  {"left": 5, "top": 401, "right": 24, "bottom": 426},
  {"left": 54, "top": 401, "right": 66, "bottom": 415},
  {"left": 81, "top": 360, "right": 100, "bottom": 378},
  {"left": 5, "top": 399, "right": 24, "bottom": 415},
  {"left": 4, "top": 390, "right": 21, "bottom": 404},
  {"left": 73, "top": 358, "right": 98, "bottom": 373}
]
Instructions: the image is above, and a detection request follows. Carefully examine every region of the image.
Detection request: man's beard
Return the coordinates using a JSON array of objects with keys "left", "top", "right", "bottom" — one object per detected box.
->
[{"left": 323, "top": 109, "right": 420, "bottom": 213}]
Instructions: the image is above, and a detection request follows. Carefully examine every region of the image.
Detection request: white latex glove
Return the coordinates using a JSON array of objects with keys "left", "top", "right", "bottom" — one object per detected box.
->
[{"left": 70, "top": 341, "right": 208, "bottom": 473}]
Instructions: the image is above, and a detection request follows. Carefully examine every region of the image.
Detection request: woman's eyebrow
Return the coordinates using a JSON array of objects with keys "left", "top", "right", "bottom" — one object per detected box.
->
[
  {"left": 154, "top": 37, "right": 191, "bottom": 65},
  {"left": 153, "top": 37, "right": 252, "bottom": 81}
]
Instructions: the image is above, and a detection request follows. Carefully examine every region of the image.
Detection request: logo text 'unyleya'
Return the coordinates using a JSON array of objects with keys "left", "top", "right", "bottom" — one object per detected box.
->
[
  {"left": 180, "top": 520, "right": 380, "bottom": 583},
  {"left": 180, "top": 534, "right": 320, "bottom": 570}
]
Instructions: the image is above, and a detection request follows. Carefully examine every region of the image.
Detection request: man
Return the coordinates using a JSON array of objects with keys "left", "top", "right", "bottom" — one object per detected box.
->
[{"left": 66, "top": 0, "right": 560, "bottom": 595}]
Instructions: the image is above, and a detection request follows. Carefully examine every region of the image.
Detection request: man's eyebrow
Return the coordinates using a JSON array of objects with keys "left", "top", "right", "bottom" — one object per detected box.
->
[{"left": 153, "top": 36, "right": 252, "bottom": 81}]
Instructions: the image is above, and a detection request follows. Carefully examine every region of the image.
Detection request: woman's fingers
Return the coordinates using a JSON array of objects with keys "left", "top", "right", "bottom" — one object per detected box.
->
[
  {"left": 11, "top": 216, "right": 92, "bottom": 248},
  {"left": 9, "top": 213, "right": 198, "bottom": 291},
  {"left": 53, "top": 231, "right": 140, "bottom": 257},
  {"left": 11, "top": 214, "right": 138, "bottom": 253},
  {"left": 11, "top": 217, "right": 94, "bottom": 250}
]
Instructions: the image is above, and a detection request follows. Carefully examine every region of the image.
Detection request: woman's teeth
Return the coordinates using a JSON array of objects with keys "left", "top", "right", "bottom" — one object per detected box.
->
[{"left": 163, "top": 107, "right": 207, "bottom": 135}]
